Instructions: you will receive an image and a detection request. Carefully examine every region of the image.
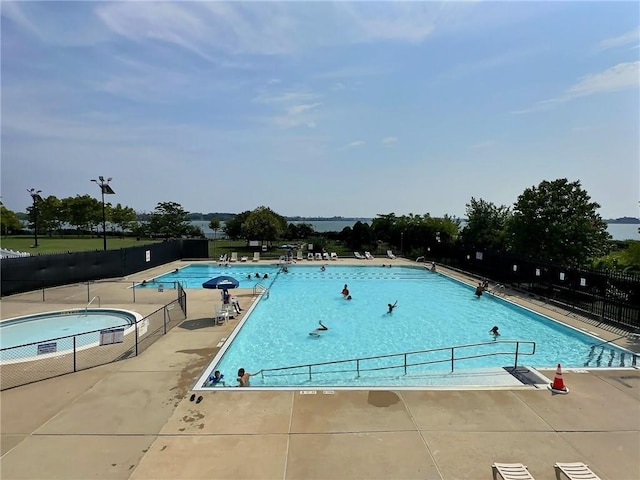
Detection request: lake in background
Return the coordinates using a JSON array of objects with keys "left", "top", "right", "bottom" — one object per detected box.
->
[{"left": 191, "top": 220, "right": 639, "bottom": 241}]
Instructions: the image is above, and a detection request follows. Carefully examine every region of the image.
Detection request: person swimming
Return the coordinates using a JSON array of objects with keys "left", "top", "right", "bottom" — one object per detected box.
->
[
  {"left": 475, "top": 283, "right": 483, "bottom": 297},
  {"left": 341, "top": 284, "right": 349, "bottom": 297},
  {"left": 388, "top": 301, "right": 398, "bottom": 313},
  {"left": 309, "top": 321, "right": 328, "bottom": 336},
  {"left": 489, "top": 326, "right": 500, "bottom": 337}
]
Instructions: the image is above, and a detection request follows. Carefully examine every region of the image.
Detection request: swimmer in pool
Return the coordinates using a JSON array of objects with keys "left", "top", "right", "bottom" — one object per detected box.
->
[{"left": 309, "top": 321, "right": 328, "bottom": 336}]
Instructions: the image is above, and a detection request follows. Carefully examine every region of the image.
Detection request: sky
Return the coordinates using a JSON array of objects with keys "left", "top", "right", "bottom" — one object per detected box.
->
[{"left": 1, "top": 1, "right": 639, "bottom": 219}]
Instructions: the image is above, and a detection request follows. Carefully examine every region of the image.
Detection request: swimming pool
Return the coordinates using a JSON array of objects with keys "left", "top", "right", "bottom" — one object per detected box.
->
[
  {"left": 187, "top": 264, "right": 635, "bottom": 388},
  {"left": 136, "top": 264, "right": 281, "bottom": 289},
  {"left": 0, "top": 308, "right": 143, "bottom": 363}
]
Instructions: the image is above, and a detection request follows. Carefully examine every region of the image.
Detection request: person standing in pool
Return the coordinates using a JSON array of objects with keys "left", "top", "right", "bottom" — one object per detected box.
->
[
  {"left": 489, "top": 326, "right": 500, "bottom": 338},
  {"left": 237, "top": 368, "right": 262, "bottom": 387},
  {"left": 388, "top": 301, "right": 398, "bottom": 313},
  {"left": 342, "top": 284, "right": 349, "bottom": 297}
]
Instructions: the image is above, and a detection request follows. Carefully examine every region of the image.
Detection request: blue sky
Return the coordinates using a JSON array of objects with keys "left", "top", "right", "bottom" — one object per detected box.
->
[{"left": 1, "top": 1, "right": 638, "bottom": 219}]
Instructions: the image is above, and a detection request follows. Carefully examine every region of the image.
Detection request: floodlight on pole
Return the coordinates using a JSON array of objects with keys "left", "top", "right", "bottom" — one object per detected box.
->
[
  {"left": 91, "top": 176, "right": 115, "bottom": 250},
  {"left": 27, "top": 188, "right": 43, "bottom": 248}
]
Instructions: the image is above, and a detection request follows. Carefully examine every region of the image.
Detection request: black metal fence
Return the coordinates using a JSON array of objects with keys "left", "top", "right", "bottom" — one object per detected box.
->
[
  {"left": 1, "top": 239, "right": 208, "bottom": 297},
  {"left": 434, "top": 246, "right": 640, "bottom": 331},
  {"left": 0, "top": 282, "right": 187, "bottom": 390}
]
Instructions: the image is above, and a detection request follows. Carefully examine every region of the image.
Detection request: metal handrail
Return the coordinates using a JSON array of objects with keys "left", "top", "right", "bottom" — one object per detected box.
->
[
  {"left": 84, "top": 296, "right": 101, "bottom": 315},
  {"left": 253, "top": 283, "right": 269, "bottom": 298},
  {"left": 260, "top": 340, "right": 536, "bottom": 382}
]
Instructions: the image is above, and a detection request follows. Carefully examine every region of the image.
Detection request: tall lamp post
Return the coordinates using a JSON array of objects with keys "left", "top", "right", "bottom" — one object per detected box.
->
[
  {"left": 27, "top": 188, "right": 43, "bottom": 248},
  {"left": 91, "top": 176, "right": 115, "bottom": 251},
  {"left": 400, "top": 231, "right": 404, "bottom": 256}
]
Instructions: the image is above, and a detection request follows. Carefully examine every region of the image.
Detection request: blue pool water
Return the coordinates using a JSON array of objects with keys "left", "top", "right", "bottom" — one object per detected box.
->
[
  {"left": 0, "top": 309, "right": 140, "bottom": 362},
  {"left": 149, "top": 263, "right": 635, "bottom": 387}
]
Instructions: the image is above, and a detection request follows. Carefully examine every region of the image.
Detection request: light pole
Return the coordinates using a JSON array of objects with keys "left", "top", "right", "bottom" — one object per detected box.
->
[
  {"left": 91, "top": 176, "right": 115, "bottom": 251},
  {"left": 27, "top": 188, "right": 43, "bottom": 248},
  {"left": 400, "top": 231, "right": 404, "bottom": 256}
]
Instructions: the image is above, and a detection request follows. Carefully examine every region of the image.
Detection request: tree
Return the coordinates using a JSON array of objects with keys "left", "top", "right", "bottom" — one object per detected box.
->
[
  {"left": 37, "top": 196, "right": 65, "bottom": 236},
  {"left": 110, "top": 204, "right": 138, "bottom": 234},
  {"left": 460, "top": 197, "right": 510, "bottom": 250},
  {"left": 507, "top": 178, "right": 610, "bottom": 265},
  {"left": 242, "top": 206, "right": 287, "bottom": 244},
  {"left": 209, "top": 218, "right": 221, "bottom": 239},
  {"left": 62, "top": 195, "right": 102, "bottom": 236},
  {"left": 223, "top": 211, "right": 250, "bottom": 240},
  {"left": 147, "top": 201, "right": 191, "bottom": 238},
  {"left": 1, "top": 205, "right": 22, "bottom": 235}
]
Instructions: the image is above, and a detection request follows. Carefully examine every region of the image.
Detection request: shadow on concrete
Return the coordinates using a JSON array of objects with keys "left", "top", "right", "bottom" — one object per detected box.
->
[{"left": 178, "top": 318, "right": 218, "bottom": 331}]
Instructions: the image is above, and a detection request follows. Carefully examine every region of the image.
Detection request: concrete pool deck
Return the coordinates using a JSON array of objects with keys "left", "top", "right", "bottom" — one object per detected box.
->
[{"left": 1, "top": 258, "right": 639, "bottom": 479}]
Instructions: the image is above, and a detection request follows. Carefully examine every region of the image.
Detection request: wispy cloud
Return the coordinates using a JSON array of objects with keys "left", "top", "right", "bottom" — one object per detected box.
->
[
  {"left": 471, "top": 140, "right": 495, "bottom": 149},
  {"left": 339, "top": 140, "right": 365, "bottom": 151},
  {"left": 513, "top": 61, "right": 640, "bottom": 114},
  {"left": 254, "top": 90, "right": 323, "bottom": 129},
  {"left": 596, "top": 27, "right": 640, "bottom": 51},
  {"left": 382, "top": 136, "right": 398, "bottom": 144}
]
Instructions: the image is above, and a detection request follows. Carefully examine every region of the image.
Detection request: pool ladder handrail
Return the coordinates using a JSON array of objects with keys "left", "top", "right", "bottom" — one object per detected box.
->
[
  {"left": 84, "top": 296, "right": 101, "bottom": 315},
  {"left": 253, "top": 283, "right": 269, "bottom": 298},
  {"left": 259, "top": 340, "right": 536, "bottom": 382}
]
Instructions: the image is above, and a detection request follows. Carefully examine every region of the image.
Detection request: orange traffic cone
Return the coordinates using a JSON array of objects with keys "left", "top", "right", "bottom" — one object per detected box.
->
[{"left": 548, "top": 363, "right": 569, "bottom": 394}]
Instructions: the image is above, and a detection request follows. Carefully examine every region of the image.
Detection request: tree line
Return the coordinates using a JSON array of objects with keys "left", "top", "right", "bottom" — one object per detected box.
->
[{"left": 1, "top": 178, "right": 637, "bottom": 271}]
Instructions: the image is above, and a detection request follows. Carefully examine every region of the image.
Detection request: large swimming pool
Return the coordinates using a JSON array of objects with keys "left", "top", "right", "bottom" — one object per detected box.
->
[{"left": 158, "top": 264, "right": 636, "bottom": 388}]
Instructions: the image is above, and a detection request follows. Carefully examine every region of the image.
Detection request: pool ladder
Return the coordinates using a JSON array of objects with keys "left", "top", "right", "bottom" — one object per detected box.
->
[
  {"left": 84, "top": 296, "right": 101, "bottom": 315},
  {"left": 253, "top": 283, "right": 269, "bottom": 299}
]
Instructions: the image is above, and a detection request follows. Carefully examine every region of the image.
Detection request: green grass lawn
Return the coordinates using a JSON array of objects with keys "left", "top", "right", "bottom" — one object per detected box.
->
[{"left": 0, "top": 236, "right": 161, "bottom": 254}]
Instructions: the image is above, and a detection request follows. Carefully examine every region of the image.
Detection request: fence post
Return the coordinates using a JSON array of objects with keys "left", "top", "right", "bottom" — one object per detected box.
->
[
  {"left": 163, "top": 307, "right": 167, "bottom": 334},
  {"left": 132, "top": 282, "right": 136, "bottom": 303},
  {"left": 135, "top": 318, "right": 139, "bottom": 356},
  {"left": 404, "top": 353, "right": 407, "bottom": 375},
  {"left": 87, "top": 282, "right": 90, "bottom": 303},
  {"left": 73, "top": 336, "right": 77, "bottom": 372},
  {"left": 514, "top": 342, "right": 520, "bottom": 369}
]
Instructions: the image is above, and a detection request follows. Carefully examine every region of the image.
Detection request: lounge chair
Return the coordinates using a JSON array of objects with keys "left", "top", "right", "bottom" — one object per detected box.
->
[
  {"left": 492, "top": 463, "right": 535, "bottom": 480},
  {"left": 365, "top": 251, "right": 374, "bottom": 260},
  {"left": 387, "top": 250, "right": 396, "bottom": 259},
  {"left": 554, "top": 462, "right": 601, "bottom": 480},
  {"left": 307, "top": 252, "right": 314, "bottom": 260},
  {"left": 322, "top": 252, "right": 329, "bottom": 260},
  {"left": 214, "top": 305, "right": 229, "bottom": 325},
  {"left": 296, "top": 250, "right": 304, "bottom": 261},
  {"left": 240, "top": 256, "right": 248, "bottom": 262},
  {"left": 315, "top": 253, "right": 322, "bottom": 260},
  {"left": 252, "top": 252, "right": 260, "bottom": 262},
  {"left": 219, "top": 254, "right": 228, "bottom": 263},
  {"left": 330, "top": 252, "right": 338, "bottom": 260},
  {"left": 230, "top": 252, "right": 238, "bottom": 262},
  {"left": 354, "top": 251, "right": 364, "bottom": 260}
]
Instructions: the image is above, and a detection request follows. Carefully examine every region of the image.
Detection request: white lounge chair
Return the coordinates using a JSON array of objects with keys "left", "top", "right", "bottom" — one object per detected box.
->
[
  {"left": 554, "top": 462, "right": 601, "bottom": 480},
  {"left": 240, "top": 256, "right": 248, "bottom": 262},
  {"left": 315, "top": 253, "right": 322, "bottom": 260},
  {"left": 330, "top": 252, "right": 338, "bottom": 260},
  {"left": 230, "top": 252, "right": 238, "bottom": 262},
  {"left": 492, "top": 463, "right": 535, "bottom": 480},
  {"left": 354, "top": 252, "right": 364, "bottom": 260},
  {"left": 214, "top": 305, "right": 229, "bottom": 325},
  {"left": 252, "top": 252, "right": 260, "bottom": 262},
  {"left": 296, "top": 250, "right": 304, "bottom": 261},
  {"left": 365, "top": 251, "right": 374, "bottom": 260},
  {"left": 307, "top": 252, "right": 314, "bottom": 260},
  {"left": 322, "top": 252, "right": 329, "bottom": 260},
  {"left": 387, "top": 250, "right": 396, "bottom": 259}
]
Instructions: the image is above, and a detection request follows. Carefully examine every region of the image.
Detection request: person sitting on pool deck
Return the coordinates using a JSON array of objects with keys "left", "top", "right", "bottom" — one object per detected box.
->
[
  {"left": 388, "top": 301, "right": 398, "bottom": 313},
  {"left": 237, "top": 368, "right": 262, "bottom": 387},
  {"left": 489, "top": 326, "right": 500, "bottom": 337}
]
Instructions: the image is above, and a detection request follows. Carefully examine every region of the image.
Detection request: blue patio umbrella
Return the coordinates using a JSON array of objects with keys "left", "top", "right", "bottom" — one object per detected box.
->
[{"left": 202, "top": 276, "right": 239, "bottom": 290}]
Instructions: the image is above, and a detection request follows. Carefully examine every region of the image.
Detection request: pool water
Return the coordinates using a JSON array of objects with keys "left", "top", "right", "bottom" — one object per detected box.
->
[
  {"left": 0, "top": 309, "right": 139, "bottom": 362},
  {"left": 208, "top": 265, "right": 636, "bottom": 387},
  {"left": 137, "top": 264, "right": 281, "bottom": 289}
]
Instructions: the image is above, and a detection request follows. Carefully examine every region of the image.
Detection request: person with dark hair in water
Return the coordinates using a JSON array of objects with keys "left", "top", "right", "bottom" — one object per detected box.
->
[
  {"left": 309, "top": 321, "right": 328, "bottom": 337},
  {"left": 489, "top": 326, "right": 500, "bottom": 338},
  {"left": 475, "top": 283, "right": 483, "bottom": 297},
  {"left": 388, "top": 301, "right": 398, "bottom": 313},
  {"left": 341, "top": 284, "right": 349, "bottom": 297},
  {"left": 237, "top": 367, "right": 262, "bottom": 387}
]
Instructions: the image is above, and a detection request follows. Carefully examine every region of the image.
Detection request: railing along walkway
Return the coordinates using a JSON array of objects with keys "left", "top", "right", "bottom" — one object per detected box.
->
[{"left": 260, "top": 340, "right": 536, "bottom": 382}]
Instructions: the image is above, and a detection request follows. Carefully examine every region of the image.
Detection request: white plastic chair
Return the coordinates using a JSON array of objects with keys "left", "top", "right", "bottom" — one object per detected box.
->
[
  {"left": 492, "top": 463, "right": 535, "bottom": 480},
  {"left": 554, "top": 462, "right": 601, "bottom": 480}
]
